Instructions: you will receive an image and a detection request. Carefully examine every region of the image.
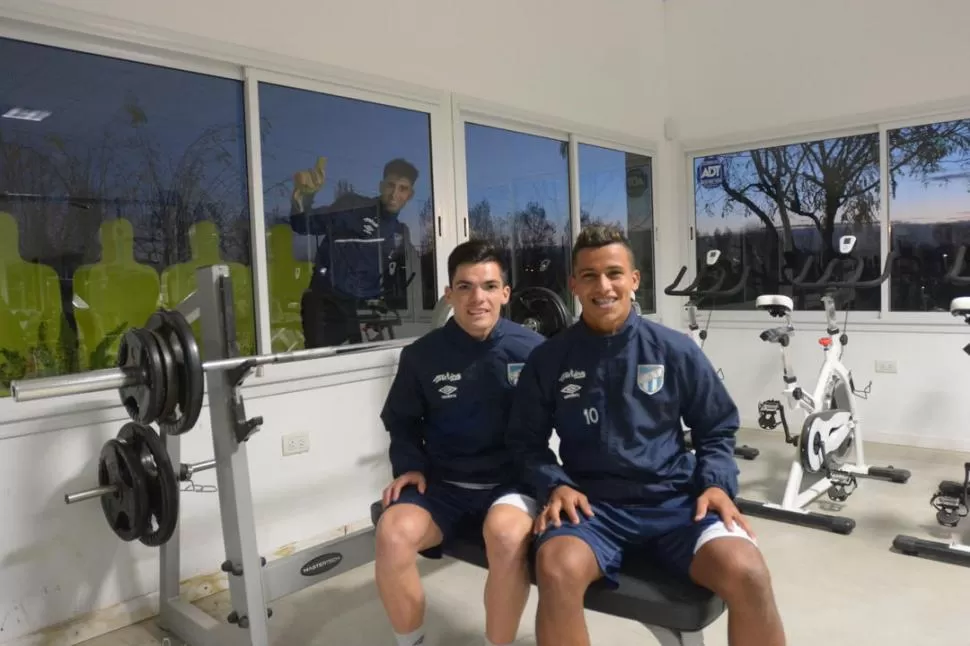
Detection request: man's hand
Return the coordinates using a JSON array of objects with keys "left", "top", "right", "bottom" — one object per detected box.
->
[
  {"left": 694, "top": 486, "right": 756, "bottom": 538},
  {"left": 292, "top": 156, "right": 327, "bottom": 204},
  {"left": 381, "top": 471, "right": 426, "bottom": 508},
  {"left": 534, "top": 485, "right": 595, "bottom": 535}
]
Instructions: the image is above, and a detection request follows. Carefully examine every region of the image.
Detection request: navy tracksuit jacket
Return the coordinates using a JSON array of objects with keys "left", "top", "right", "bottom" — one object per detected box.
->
[
  {"left": 290, "top": 192, "right": 410, "bottom": 301},
  {"left": 506, "top": 309, "right": 740, "bottom": 505},
  {"left": 381, "top": 317, "right": 546, "bottom": 485}
]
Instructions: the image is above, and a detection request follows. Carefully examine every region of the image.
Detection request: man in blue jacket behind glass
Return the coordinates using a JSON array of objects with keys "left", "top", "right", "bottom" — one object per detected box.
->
[
  {"left": 507, "top": 225, "right": 786, "bottom": 646},
  {"left": 376, "top": 239, "right": 546, "bottom": 646}
]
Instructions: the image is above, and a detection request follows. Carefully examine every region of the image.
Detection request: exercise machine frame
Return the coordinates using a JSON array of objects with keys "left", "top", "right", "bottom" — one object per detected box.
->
[
  {"left": 665, "top": 249, "right": 759, "bottom": 460},
  {"left": 737, "top": 236, "right": 910, "bottom": 534},
  {"left": 893, "top": 245, "right": 970, "bottom": 567}
]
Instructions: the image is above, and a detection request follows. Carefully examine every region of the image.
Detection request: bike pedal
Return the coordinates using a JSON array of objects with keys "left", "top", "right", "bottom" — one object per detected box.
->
[
  {"left": 757, "top": 400, "right": 782, "bottom": 430},
  {"left": 826, "top": 470, "right": 858, "bottom": 502}
]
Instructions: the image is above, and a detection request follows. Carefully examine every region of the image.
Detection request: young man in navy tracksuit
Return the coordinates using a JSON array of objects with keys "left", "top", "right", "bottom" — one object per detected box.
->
[
  {"left": 289, "top": 158, "right": 416, "bottom": 348},
  {"left": 507, "top": 225, "right": 786, "bottom": 646},
  {"left": 376, "top": 240, "right": 546, "bottom": 646}
]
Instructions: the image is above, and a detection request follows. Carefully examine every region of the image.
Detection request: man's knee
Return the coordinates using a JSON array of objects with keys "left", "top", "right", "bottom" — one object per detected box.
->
[
  {"left": 535, "top": 536, "right": 600, "bottom": 592},
  {"left": 482, "top": 504, "right": 533, "bottom": 560},
  {"left": 694, "top": 538, "right": 773, "bottom": 602},
  {"left": 375, "top": 504, "right": 439, "bottom": 562}
]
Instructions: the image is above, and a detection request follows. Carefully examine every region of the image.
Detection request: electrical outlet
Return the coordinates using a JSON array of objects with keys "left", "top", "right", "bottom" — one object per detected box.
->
[
  {"left": 874, "top": 359, "right": 897, "bottom": 374},
  {"left": 282, "top": 431, "right": 310, "bottom": 456}
]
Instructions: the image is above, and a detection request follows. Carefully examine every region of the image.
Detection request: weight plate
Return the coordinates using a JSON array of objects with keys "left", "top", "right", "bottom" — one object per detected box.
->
[
  {"left": 148, "top": 328, "right": 179, "bottom": 428},
  {"left": 117, "top": 328, "right": 166, "bottom": 425},
  {"left": 98, "top": 437, "right": 151, "bottom": 542},
  {"left": 118, "top": 422, "right": 180, "bottom": 547},
  {"left": 508, "top": 287, "right": 573, "bottom": 338},
  {"left": 147, "top": 309, "right": 204, "bottom": 435}
]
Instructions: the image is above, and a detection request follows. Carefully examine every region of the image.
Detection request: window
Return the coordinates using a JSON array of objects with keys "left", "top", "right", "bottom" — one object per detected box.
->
[
  {"left": 0, "top": 37, "right": 251, "bottom": 397},
  {"left": 888, "top": 118, "right": 970, "bottom": 312},
  {"left": 692, "top": 133, "right": 882, "bottom": 311},
  {"left": 464, "top": 123, "right": 572, "bottom": 306},
  {"left": 577, "top": 144, "right": 655, "bottom": 313},
  {"left": 257, "top": 82, "right": 436, "bottom": 351}
]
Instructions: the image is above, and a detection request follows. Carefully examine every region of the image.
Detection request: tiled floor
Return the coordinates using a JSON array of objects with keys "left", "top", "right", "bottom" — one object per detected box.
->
[{"left": 80, "top": 429, "right": 970, "bottom": 645}]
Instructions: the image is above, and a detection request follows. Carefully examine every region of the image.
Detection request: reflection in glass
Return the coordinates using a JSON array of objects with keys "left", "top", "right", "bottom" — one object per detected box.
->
[
  {"left": 889, "top": 119, "right": 970, "bottom": 312},
  {"left": 258, "top": 83, "right": 436, "bottom": 350},
  {"left": 692, "top": 133, "right": 881, "bottom": 311},
  {"left": 577, "top": 144, "right": 655, "bottom": 313},
  {"left": 0, "top": 37, "right": 251, "bottom": 395},
  {"left": 464, "top": 123, "right": 572, "bottom": 307}
]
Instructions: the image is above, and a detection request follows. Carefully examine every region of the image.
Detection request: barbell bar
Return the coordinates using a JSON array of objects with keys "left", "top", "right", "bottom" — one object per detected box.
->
[
  {"left": 10, "top": 337, "right": 411, "bottom": 404},
  {"left": 64, "top": 458, "right": 217, "bottom": 504}
]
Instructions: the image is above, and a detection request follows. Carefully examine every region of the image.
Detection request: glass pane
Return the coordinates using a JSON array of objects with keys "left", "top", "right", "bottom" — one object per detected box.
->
[
  {"left": 464, "top": 123, "right": 571, "bottom": 307},
  {"left": 692, "top": 133, "right": 882, "bottom": 311},
  {"left": 889, "top": 119, "right": 970, "bottom": 312},
  {"left": 258, "top": 82, "right": 436, "bottom": 350},
  {"left": 0, "top": 37, "right": 251, "bottom": 396},
  {"left": 577, "top": 144, "right": 655, "bottom": 313}
]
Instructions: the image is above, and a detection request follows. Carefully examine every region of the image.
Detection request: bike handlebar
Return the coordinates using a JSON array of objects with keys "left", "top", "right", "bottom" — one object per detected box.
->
[
  {"left": 789, "top": 249, "right": 897, "bottom": 290},
  {"left": 664, "top": 259, "right": 749, "bottom": 298},
  {"left": 944, "top": 246, "right": 970, "bottom": 286}
]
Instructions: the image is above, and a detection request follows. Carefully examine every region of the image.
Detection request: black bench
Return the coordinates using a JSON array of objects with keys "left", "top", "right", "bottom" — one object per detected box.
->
[{"left": 369, "top": 501, "right": 724, "bottom": 646}]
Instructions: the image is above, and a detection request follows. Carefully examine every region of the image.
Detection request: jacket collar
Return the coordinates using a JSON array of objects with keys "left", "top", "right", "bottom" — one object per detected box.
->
[
  {"left": 443, "top": 316, "right": 507, "bottom": 350},
  {"left": 574, "top": 306, "right": 639, "bottom": 342}
]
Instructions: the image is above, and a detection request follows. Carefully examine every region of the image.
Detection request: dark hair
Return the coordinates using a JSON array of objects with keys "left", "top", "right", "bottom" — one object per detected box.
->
[
  {"left": 571, "top": 223, "right": 635, "bottom": 269},
  {"left": 447, "top": 239, "right": 509, "bottom": 285},
  {"left": 383, "top": 158, "right": 419, "bottom": 185}
]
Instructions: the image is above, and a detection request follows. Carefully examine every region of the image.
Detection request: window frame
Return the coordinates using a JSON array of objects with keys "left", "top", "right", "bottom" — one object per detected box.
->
[
  {"left": 682, "top": 108, "right": 970, "bottom": 333},
  {"left": 243, "top": 68, "right": 458, "bottom": 355},
  {"left": 452, "top": 95, "right": 660, "bottom": 320}
]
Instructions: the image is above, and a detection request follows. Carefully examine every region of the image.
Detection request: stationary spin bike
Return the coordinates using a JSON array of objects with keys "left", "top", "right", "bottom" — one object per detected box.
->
[
  {"left": 893, "top": 245, "right": 970, "bottom": 566},
  {"left": 664, "top": 248, "right": 760, "bottom": 460},
  {"left": 735, "top": 235, "right": 910, "bottom": 535}
]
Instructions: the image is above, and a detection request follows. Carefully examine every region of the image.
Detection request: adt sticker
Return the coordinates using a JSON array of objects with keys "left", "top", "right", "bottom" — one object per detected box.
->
[{"left": 696, "top": 157, "right": 724, "bottom": 189}]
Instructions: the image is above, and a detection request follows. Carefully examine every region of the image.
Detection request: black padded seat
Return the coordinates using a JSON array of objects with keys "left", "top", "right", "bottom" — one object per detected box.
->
[{"left": 369, "top": 501, "right": 724, "bottom": 634}]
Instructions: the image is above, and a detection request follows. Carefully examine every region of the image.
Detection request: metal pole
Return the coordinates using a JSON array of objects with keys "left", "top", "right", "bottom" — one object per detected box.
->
[
  {"left": 63, "top": 458, "right": 217, "bottom": 504},
  {"left": 10, "top": 337, "right": 409, "bottom": 403}
]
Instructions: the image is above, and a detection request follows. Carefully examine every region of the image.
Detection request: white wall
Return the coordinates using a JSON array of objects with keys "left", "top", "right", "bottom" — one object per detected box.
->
[
  {"left": 0, "top": 0, "right": 668, "bottom": 643},
  {"left": 665, "top": 0, "right": 970, "bottom": 142},
  {"left": 661, "top": 0, "right": 970, "bottom": 452},
  {"left": 698, "top": 320, "right": 970, "bottom": 453}
]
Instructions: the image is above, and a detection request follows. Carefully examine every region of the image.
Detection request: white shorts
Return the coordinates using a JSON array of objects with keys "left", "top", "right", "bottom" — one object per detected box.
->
[
  {"left": 491, "top": 492, "right": 538, "bottom": 518},
  {"left": 694, "top": 519, "right": 759, "bottom": 554}
]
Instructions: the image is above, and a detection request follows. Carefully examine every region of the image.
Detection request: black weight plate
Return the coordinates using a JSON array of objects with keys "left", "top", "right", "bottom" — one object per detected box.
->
[
  {"left": 146, "top": 326, "right": 179, "bottom": 428},
  {"left": 118, "top": 422, "right": 180, "bottom": 547},
  {"left": 117, "top": 328, "right": 166, "bottom": 425},
  {"left": 147, "top": 309, "right": 204, "bottom": 435},
  {"left": 98, "top": 437, "right": 151, "bottom": 542},
  {"left": 509, "top": 287, "right": 573, "bottom": 337}
]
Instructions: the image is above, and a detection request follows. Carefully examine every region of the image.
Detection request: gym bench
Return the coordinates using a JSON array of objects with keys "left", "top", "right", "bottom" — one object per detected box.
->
[{"left": 370, "top": 502, "right": 724, "bottom": 646}]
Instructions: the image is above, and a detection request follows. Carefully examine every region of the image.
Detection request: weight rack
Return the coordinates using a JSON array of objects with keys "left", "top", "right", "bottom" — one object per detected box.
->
[{"left": 11, "top": 265, "right": 408, "bottom": 646}]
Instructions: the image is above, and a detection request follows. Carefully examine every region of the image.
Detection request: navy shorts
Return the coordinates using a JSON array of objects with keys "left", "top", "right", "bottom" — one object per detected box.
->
[
  {"left": 533, "top": 493, "right": 756, "bottom": 587},
  {"left": 387, "top": 480, "right": 537, "bottom": 559}
]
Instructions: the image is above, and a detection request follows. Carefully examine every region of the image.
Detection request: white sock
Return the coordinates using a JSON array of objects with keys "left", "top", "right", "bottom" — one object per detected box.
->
[
  {"left": 394, "top": 626, "right": 426, "bottom": 646},
  {"left": 484, "top": 638, "right": 507, "bottom": 646}
]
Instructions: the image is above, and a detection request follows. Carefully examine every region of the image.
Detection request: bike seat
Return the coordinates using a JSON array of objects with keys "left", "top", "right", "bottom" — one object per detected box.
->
[
  {"left": 950, "top": 296, "right": 970, "bottom": 318},
  {"left": 756, "top": 294, "right": 793, "bottom": 317}
]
